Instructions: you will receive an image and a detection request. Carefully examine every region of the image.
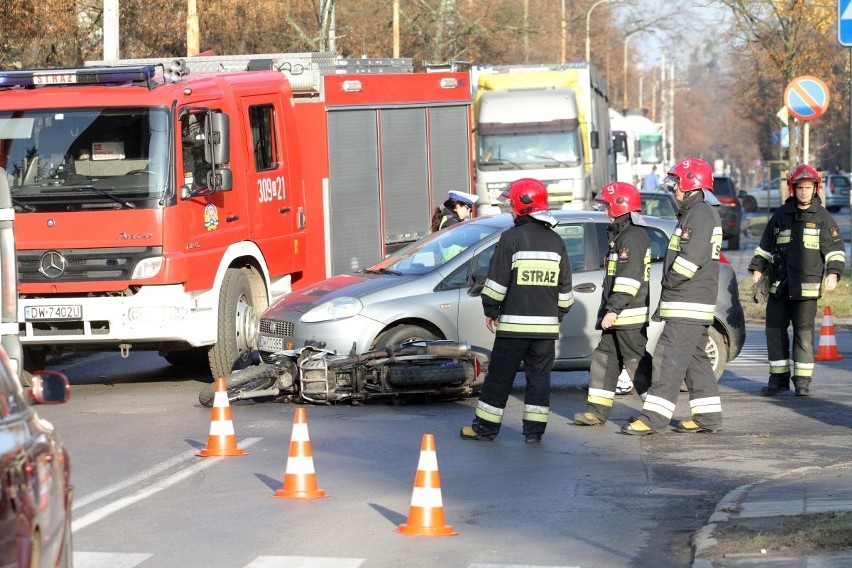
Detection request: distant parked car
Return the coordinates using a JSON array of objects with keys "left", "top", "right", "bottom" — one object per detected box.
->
[
  {"left": 255, "top": 211, "right": 746, "bottom": 380},
  {"left": 0, "top": 352, "right": 72, "bottom": 568},
  {"left": 639, "top": 189, "right": 679, "bottom": 219},
  {"left": 740, "top": 177, "right": 782, "bottom": 212},
  {"left": 821, "top": 173, "right": 850, "bottom": 213},
  {"left": 713, "top": 174, "right": 743, "bottom": 250}
]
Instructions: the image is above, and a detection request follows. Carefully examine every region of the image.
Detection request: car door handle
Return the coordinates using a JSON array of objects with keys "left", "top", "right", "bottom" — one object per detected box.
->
[{"left": 573, "top": 282, "right": 597, "bottom": 293}]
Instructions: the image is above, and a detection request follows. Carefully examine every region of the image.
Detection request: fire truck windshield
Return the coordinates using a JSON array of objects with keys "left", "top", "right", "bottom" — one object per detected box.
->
[{"left": 0, "top": 107, "right": 170, "bottom": 211}]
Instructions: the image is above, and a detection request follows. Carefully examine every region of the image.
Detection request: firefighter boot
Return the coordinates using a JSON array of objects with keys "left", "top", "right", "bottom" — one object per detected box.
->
[
  {"left": 760, "top": 374, "right": 790, "bottom": 396},
  {"left": 460, "top": 417, "right": 498, "bottom": 441},
  {"left": 792, "top": 376, "right": 811, "bottom": 397},
  {"left": 574, "top": 411, "right": 605, "bottom": 426}
]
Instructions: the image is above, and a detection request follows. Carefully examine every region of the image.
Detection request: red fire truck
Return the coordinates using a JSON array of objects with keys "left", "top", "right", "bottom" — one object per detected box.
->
[{"left": 0, "top": 53, "right": 473, "bottom": 380}]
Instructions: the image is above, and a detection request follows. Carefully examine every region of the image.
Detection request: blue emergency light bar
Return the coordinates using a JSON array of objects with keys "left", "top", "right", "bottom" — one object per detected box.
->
[{"left": 0, "top": 65, "right": 160, "bottom": 89}]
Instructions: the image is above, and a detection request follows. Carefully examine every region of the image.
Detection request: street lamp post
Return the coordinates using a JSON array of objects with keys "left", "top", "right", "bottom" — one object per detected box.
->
[
  {"left": 586, "top": 0, "right": 622, "bottom": 62},
  {"left": 622, "top": 29, "right": 655, "bottom": 111}
]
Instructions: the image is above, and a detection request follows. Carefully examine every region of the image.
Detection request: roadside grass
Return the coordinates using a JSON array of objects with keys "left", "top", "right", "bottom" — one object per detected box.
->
[
  {"left": 739, "top": 215, "right": 852, "bottom": 321},
  {"left": 709, "top": 511, "right": 852, "bottom": 559}
]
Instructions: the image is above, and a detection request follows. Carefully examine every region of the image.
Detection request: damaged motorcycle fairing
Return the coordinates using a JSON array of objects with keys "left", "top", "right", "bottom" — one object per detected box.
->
[{"left": 198, "top": 340, "right": 491, "bottom": 406}]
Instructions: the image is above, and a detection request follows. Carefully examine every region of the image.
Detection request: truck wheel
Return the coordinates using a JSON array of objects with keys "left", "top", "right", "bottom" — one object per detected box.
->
[
  {"left": 374, "top": 324, "right": 440, "bottom": 349},
  {"left": 707, "top": 326, "right": 727, "bottom": 381},
  {"left": 208, "top": 267, "right": 268, "bottom": 380},
  {"left": 198, "top": 364, "right": 279, "bottom": 407}
]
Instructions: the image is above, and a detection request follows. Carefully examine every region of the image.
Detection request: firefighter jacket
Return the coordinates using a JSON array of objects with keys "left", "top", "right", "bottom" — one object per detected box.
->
[
  {"left": 596, "top": 213, "right": 651, "bottom": 330},
  {"left": 657, "top": 190, "right": 722, "bottom": 324},
  {"left": 481, "top": 215, "right": 574, "bottom": 339},
  {"left": 748, "top": 198, "right": 846, "bottom": 300}
]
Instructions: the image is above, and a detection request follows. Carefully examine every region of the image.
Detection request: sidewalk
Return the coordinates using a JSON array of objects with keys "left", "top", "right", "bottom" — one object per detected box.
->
[{"left": 692, "top": 463, "right": 852, "bottom": 567}]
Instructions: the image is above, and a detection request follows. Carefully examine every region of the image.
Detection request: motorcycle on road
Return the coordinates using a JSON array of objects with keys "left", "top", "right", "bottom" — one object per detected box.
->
[{"left": 198, "top": 340, "right": 490, "bottom": 406}]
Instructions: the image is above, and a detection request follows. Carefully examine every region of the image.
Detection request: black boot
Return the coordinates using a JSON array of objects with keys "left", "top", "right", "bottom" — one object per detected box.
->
[
  {"left": 792, "top": 376, "right": 811, "bottom": 397},
  {"left": 760, "top": 374, "right": 790, "bottom": 396}
]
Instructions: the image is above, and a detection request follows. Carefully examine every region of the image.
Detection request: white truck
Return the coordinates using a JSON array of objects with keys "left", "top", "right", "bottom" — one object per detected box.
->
[
  {"left": 472, "top": 63, "right": 612, "bottom": 213},
  {"left": 623, "top": 111, "right": 667, "bottom": 187},
  {"left": 609, "top": 108, "right": 632, "bottom": 184}
]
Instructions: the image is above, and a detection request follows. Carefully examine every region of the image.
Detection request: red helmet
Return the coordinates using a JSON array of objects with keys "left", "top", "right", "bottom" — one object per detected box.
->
[
  {"left": 595, "top": 182, "right": 641, "bottom": 217},
  {"left": 665, "top": 158, "right": 713, "bottom": 192},
  {"left": 787, "top": 163, "right": 821, "bottom": 194},
  {"left": 500, "top": 178, "right": 549, "bottom": 216}
]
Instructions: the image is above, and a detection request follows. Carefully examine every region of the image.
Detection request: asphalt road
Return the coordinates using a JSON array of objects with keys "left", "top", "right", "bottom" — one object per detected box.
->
[{"left": 34, "top": 323, "right": 852, "bottom": 568}]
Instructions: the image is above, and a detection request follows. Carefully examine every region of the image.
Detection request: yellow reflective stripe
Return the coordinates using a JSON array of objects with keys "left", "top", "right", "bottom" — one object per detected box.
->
[
  {"left": 794, "top": 362, "right": 814, "bottom": 377},
  {"left": 754, "top": 247, "right": 772, "bottom": 262},
  {"left": 523, "top": 404, "right": 549, "bottom": 423},
  {"left": 801, "top": 289, "right": 819, "bottom": 297},
  {"left": 673, "top": 255, "right": 697, "bottom": 278},
  {"left": 711, "top": 228, "right": 723, "bottom": 260},
  {"left": 803, "top": 227, "right": 820, "bottom": 236},
  {"left": 642, "top": 394, "right": 676, "bottom": 419},
  {"left": 826, "top": 251, "right": 846, "bottom": 263},
  {"left": 475, "top": 400, "right": 504, "bottom": 424},
  {"left": 801, "top": 282, "right": 821, "bottom": 291},
  {"left": 482, "top": 287, "right": 505, "bottom": 302},
  {"left": 588, "top": 388, "right": 615, "bottom": 407},
  {"left": 498, "top": 323, "right": 560, "bottom": 334},
  {"left": 776, "top": 229, "right": 791, "bottom": 244},
  {"left": 659, "top": 301, "right": 714, "bottom": 321},
  {"left": 613, "top": 277, "right": 641, "bottom": 296},
  {"left": 803, "top": 235, "right": 819, "bottom": 249},
  {"left": 689, "top": 396, "right": 722, "bottom": 415},
  {"left": 769, "top": 281, "right": 780, "bottom": 293},
  {"left": 613, "top": 308, "right": 649, "bottom": 326},
  {"left": 769, "top": 359, "right": 789, "bottom": 374}
]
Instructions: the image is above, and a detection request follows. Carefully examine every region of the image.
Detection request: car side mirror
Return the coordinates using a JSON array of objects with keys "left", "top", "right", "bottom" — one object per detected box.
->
[
  {"left": 28, "top": 370, "right": 70, "bottom": 404},
  {"left": 468, "top": 271, "right": 487, "bottom": 296},
  {"left": 738, "top": 190, "right": 747, "bottom": 198}
]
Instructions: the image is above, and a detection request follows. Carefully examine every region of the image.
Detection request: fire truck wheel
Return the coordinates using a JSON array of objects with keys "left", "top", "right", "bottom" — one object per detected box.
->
[
  {"left": 374, "top": 324, "right": 440, "bottom": 350},
  {"left": 208, "top": 267, "right": 268, "bottom": 380},
  {"left": 198, "top": 364, "right": 279, "bottom": 407}
]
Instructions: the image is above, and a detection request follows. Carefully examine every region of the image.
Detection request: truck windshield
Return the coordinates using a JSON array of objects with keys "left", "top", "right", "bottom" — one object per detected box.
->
[
  {"left": 637, "top": 136, "right": 663, "bottom": 165},
  {"left": 477, "top": 130, "right": 582, "bottom": 169},
  {"left": 0, "top": 108, "right": 170, "bottom": 211}
]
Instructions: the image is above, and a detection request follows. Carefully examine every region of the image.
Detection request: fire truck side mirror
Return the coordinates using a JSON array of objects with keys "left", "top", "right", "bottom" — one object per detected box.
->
[{"left": 204, "top": 112, "right": 231, "bottom": 165}]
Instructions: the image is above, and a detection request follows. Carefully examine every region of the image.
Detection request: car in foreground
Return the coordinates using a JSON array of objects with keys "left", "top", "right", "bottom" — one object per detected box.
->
[
  {"left": 0, "top": 352, "right": 72, "bottom": 568},
  {"left": 256, "top": 211, "right": 745, "bottom": 381},
  {"left": 713, "top": 174, "right": 743, "bottom": 250}
]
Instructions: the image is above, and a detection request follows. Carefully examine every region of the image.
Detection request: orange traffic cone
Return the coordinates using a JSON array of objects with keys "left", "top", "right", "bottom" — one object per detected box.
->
[
  {"left": 814, "top": 306, "right": 844, "bottom": 361},
  {"left": 198, "top": 378, "right": 246, "bottom": 457},
  {"left": 274, "top": 407, "right": 326, "bottom": 499},
  {"left": 396, "top": 434, "right": 456, "bottom": 536}
]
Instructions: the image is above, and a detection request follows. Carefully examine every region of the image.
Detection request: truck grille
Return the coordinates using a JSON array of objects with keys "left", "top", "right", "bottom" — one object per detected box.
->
[{"left": 18, "top": 247, "right": 162, "bottom": 283}]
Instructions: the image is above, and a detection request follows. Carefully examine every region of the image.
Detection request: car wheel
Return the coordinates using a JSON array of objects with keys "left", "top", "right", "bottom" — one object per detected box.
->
[
  {"left": 707, "top": 326, "right": 727, "bottom": 381},
  {"left": 198, "top": 364, "right": 280, "bottom": 407},
  {"left": 374, "top": 324, "right": 440, "bottom": 349},
  {"left": 208, "top": 267, "right": 268, "bottom": 380},
  {"left": 742, "top": 196, "right": 757, "bottom": 213}
]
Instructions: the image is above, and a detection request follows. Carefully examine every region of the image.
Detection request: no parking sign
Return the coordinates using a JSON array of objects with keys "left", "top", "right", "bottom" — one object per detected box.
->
[{"left": 784, "top": 75, "right": 830, "bottom": 121}]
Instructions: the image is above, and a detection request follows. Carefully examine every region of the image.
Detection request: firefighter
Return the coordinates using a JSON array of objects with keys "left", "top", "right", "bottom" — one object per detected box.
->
[
  {"left": 748, "top": 164, "right": 846, "bottom": 396},
  {"left": 430, "top": 190, "right": 479, "bottom": 232},
  {"left": 622, "top": 158, "right": 723, "bottom": 435},
  {"left": 460, "top": 178, "right": 573, "bottom": 443},
  {"left": 574, "top": 182, "right": 653, "bottom": 426}
]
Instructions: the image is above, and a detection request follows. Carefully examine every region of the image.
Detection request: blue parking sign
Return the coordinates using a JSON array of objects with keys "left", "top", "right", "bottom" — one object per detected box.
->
[{"left": 840, "top": 0, "right": 852, "bottom": 46}]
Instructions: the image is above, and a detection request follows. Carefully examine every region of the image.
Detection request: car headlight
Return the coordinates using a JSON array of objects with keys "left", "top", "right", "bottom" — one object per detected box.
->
[{"left": 301, "top": 297, "right": 364, "bottom": 323}]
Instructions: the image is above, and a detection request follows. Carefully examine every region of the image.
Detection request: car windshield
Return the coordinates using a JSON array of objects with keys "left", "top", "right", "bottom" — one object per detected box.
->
[
  {"left": 641, "top": 193, "right": 677, "bottom": 219},
  {"left": 0, "top": 107, "right": 170, "bottom": 212},
  {"left": 367, "top": 222, "right": 503, "bottom": 275}
]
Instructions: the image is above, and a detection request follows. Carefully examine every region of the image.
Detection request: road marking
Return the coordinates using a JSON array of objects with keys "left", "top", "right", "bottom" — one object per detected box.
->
[
  {"left": 72, "top": 437, "right": 262, "bottom": 532},
  {"left": 245, "top": 557, "right": 365, "bottom": 568},
  {"left": 73, "top": 552, "right": 152, "bottom": 568}
]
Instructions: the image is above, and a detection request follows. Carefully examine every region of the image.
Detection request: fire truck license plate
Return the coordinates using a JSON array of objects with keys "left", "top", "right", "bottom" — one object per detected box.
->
[
  {"left": 25, "top": 305, "right": 83, "bottom": 321},
  {"left": 257, "top": 335, "right": 284, "bottom": 352}
]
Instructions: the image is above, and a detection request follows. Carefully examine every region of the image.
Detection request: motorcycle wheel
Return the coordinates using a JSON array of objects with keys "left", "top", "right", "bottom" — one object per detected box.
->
[
  {"left": 386, "top": 361, "right": 472, "bottom": 387},
  {"left": 198, "top": 364, "right": 280, "bottom": 407}
]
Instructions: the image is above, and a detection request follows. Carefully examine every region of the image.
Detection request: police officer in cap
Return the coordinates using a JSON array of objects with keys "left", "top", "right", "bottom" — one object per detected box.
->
[{"left": 431, "top": 190, "right": 479, "bottom": 232}]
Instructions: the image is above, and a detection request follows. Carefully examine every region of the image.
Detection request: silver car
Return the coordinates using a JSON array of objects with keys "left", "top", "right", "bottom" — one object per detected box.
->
[{"left": 256, "top": 211, "right": 745, "bottom": 380}]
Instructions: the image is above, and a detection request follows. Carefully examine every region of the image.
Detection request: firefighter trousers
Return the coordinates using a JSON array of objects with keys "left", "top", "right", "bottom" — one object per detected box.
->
[
  {"left": 638, "top": 321, "right": 722, "bottom": 432},
  {"left": 765, "top": 295, "right": 817, "bottom": 386},
  {"left": 584, "top": 327, "right": 651, "bottom": 421},
  {"left": 471, "top": 335, "right": 555, "bottom": 438}
]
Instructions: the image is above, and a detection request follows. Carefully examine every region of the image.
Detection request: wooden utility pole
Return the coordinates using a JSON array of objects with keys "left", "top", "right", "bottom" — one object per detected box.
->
[{"left": 187, "top": 0, "right": 199, "bottom": 56}]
